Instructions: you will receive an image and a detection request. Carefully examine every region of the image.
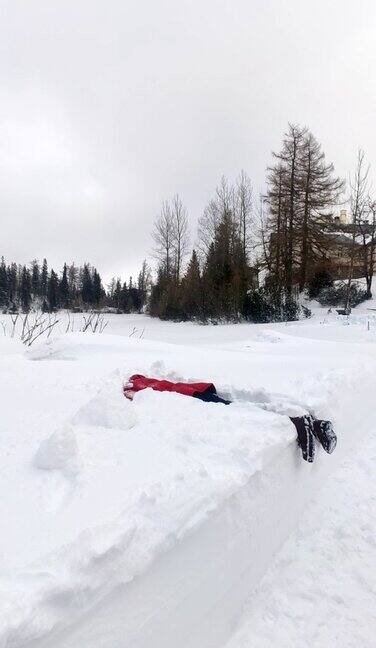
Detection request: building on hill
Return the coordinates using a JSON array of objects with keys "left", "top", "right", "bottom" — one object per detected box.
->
[
  {"left": 267, "top": 208, "right": 375, "bottom": 286},
  {"left": 323, "top": 210, "right": 374, "bottom": 280}
]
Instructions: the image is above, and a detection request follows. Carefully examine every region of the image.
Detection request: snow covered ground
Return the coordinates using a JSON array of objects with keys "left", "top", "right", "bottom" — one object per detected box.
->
[
  {"left": 225, "top": 425, "right": 376, "bottom": 648},
  {"left": 0, "top": 304, "right": 376, "bottom": 647}
]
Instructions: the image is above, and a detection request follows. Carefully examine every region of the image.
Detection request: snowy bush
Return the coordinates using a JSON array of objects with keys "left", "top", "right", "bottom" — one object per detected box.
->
[
  {"left": 308, "top": 269, "right": 333, "bottom": 299},
  {"left": 317, "top": 282, "right": 368, "bottom": 308},
  {"left": 244, "top": 289, "right": 300, "bottom": 323}
]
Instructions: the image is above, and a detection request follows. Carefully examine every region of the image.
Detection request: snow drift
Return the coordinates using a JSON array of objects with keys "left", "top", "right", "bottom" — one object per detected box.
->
[{"left": 1, "top": 313, "right": 376, "bottom": 648}]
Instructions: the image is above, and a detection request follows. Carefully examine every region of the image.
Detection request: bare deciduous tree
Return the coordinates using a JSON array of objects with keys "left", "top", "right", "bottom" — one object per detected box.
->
[
  {"left": 236, "top": 170, "right": 253, "bottom": 262},
  {"left": 137, "top": 259, "right": 152, "bottom": 295},
  {"left": 197, "top": 199, "right": 221, "bottom": 260},
  {"left": 171, "top": 194, "right": 189, "bottom": 281},
  {"left": 298, "top": 132, "right": 344, "bottom": 290},
  {"left": 152, "top": 196, "right": 189, "bottom": 281},
  {"left": 345, "top": 150, "right": 370, "bottom": 311},
  {"left": 265, "top": 124, "right": 344, "bottom": 294},
  {"left": 152, "top": 201, "right": 175, "bottom": 275}
]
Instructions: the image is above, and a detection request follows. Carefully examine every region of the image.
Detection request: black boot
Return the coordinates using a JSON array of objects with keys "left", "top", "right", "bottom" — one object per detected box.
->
[
  {"left": 290, "top": 415, "right": 316, "bottom": 463},
  {"left": 312, "top": 419, "right": 337, "bottom": 454}
]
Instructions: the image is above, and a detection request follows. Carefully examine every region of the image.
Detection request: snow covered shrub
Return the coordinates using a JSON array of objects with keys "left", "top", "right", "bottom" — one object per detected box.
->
[
  {"left": 243, "top": 288, "right": 272, "bottom": 323},
  {"left": 317, "top": 282, "right": 368, "bottom": 308},
  {"left": 308, "top": 270, "right": 333, "bottom": 299},
  {"left": 284, "top": 295, "right": 300, "bottom": 321},
  {"left": 244, "top": 289, "right": 300, "bottom": 323}
]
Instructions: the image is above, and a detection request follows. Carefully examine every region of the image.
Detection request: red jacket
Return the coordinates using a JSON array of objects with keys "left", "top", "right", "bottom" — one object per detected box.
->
[{"left": 126, "top": 374, "right": 214, "bottom": 398}]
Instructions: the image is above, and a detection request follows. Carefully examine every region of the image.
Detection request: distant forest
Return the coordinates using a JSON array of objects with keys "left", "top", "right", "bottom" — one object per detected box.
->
[
  {"left": 2, "top": 124, "right": 375, "bottom": 323},
  {"left": 0, "top": 258, "right": 150, "bottom": 315}
]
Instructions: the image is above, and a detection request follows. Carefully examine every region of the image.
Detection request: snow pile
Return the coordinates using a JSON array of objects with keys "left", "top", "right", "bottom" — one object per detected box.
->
[
  {"left": 34, "top": 425, "right": 80, "bottom": 477},
  {"left": 0, "top": 313, "right": 375, "bottom": 647},
  {"left": 0, "top": 377, "right": 299, "bottom": 647},
  {"left": 72, "top": 373, "right": 137, "bottom": 430}
]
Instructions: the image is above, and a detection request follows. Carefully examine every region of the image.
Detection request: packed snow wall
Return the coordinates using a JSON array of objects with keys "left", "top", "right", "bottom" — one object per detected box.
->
[{"left": 31, "top": 370, "right": 370, "bottom": 648}]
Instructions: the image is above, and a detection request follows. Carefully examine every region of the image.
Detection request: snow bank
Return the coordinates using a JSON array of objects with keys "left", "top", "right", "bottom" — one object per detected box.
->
[
  {"left": 26, "top": 368, "right": 373, "bottom": 648},
  {"left": 0, "top": 380, "right": 296, "bottom": 647},
  {"left": 1, "top": 318, "right": 375, "bottom": 648}
]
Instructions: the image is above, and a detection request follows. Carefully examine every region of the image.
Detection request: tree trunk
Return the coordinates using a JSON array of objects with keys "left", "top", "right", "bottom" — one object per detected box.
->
[{"left": 299, "top": 150, "right": 311, "bottom": 291}]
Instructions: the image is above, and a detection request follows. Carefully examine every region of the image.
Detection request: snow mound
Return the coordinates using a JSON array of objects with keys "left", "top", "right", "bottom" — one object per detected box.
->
[
  {"left": 71, "top": 378, "right": 137, "bottom": 430},
  {"left": 34, "top": 425, "right": 80, "bottom": 477}
]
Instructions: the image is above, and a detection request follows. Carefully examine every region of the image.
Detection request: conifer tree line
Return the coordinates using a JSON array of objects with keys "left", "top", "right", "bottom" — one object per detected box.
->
[{"left": 0, "top": 258, "right": 150, "bottom": 314}]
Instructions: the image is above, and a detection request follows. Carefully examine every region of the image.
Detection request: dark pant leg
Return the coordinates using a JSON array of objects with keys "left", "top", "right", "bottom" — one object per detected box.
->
[
  {"left": 193, "top": 385, "right": 231, "bottom": 405},
  {"left": 290, "top": 415, "right": 316, "bottom": 463}
]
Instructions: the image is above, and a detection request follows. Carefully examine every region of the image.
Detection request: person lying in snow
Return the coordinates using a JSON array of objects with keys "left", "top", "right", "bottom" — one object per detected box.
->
[{"left": 124, "top": 374, "right": 337, "bottom": 463}]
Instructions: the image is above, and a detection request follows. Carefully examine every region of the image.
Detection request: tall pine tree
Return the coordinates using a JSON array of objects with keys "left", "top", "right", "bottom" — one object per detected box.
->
[
  {"left": 60, "top": 263, "right": 70, "bottom": 308},
  {"left": 20, "top": 266, "right": 32, "bottom": 311},
  {"left": 0, "top": 257, "right": 8, "bottom": 309},
  {"left": 81, "top": 264, "right": 93, "bottom": 305},
  {"left": 31, "top": 260, "right": 40, "bottom": 299},
  {"left": 47, "top": 270, "right": 59, "bottom": 311},
  {"left": 40, "top": 259, "right": 48, "bottom": 298}
]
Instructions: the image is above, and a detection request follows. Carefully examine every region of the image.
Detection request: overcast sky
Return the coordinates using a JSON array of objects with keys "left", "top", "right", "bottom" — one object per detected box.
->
[{"left": 1, "top": 0, "right": 376, "bottom": 283}]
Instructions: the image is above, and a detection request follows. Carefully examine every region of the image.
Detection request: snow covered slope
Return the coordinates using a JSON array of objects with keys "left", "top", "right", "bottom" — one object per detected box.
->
[{"left": 0, "top": 312, "right": 375, "bottom": 647}]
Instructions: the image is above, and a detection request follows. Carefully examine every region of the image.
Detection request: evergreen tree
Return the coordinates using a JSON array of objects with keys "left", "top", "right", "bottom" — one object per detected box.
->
[
  {"left": 7, "top": 263, "right": 18, "bottom": 307},
  {"left": 31, "top": 260, "right": 40, "bottom": 299},
  {"left": 202, "top": 208, "right": 247, "bottom": 318},
  {"left": 149, "top": 267, "right": 178, "bottom": 319},
  {"left": 0, "top": 257, "right": 8, "bottom": 309},
  {"left": 137, "top": 260, "right": 152, "bottom": 309},
  {"left": 308, "top": 269, "right": 333, "bottom": 299},
  {"left": 68, "top": 263, "right": 78, "bottom": 302},
  {"left": 47, "top": 269, "right": 59, "bottom": 311},
  {"left": 81, "top": 264, "right": 93, "bottom": 305},
  {"left": 120, "top": 281, "right": 129, "bottom": 312},
  {"left": 20, "top": 266, "right": 32, "bottom": 311},
  {"left": 127, "top": 276, "right": 134, "bottom": 311},
  {"left": 40, "top": 258, "right": 48, "bottom": 298},
  {"left": 92, "top": 269, "right": 102, "bottom": 305},
  {"left": 180, "top": 250, "right": 202, "bottom": 318},
  {"left": 129, "top": 278, "right": 142, "bottom": 312},
  {"left": 113, "top": 279, "right": 122, "bottom": 310},
  {"left": 107, "top": 277, "right": 116, "bottom": 305},
  {"left": 60, "top": 263, "right": 70, "bottom": 308}
]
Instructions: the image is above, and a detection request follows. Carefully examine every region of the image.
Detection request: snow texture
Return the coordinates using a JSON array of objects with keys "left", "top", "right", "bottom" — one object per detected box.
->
[
  {"left": 34, "top": 425, "right": 80, "bottom": 476},
  {"left": 225, "top": 427, "right": 376, "bottom": 648},
  {"left": 0, "top": 303, "right": 375, "bottom": 647}
]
